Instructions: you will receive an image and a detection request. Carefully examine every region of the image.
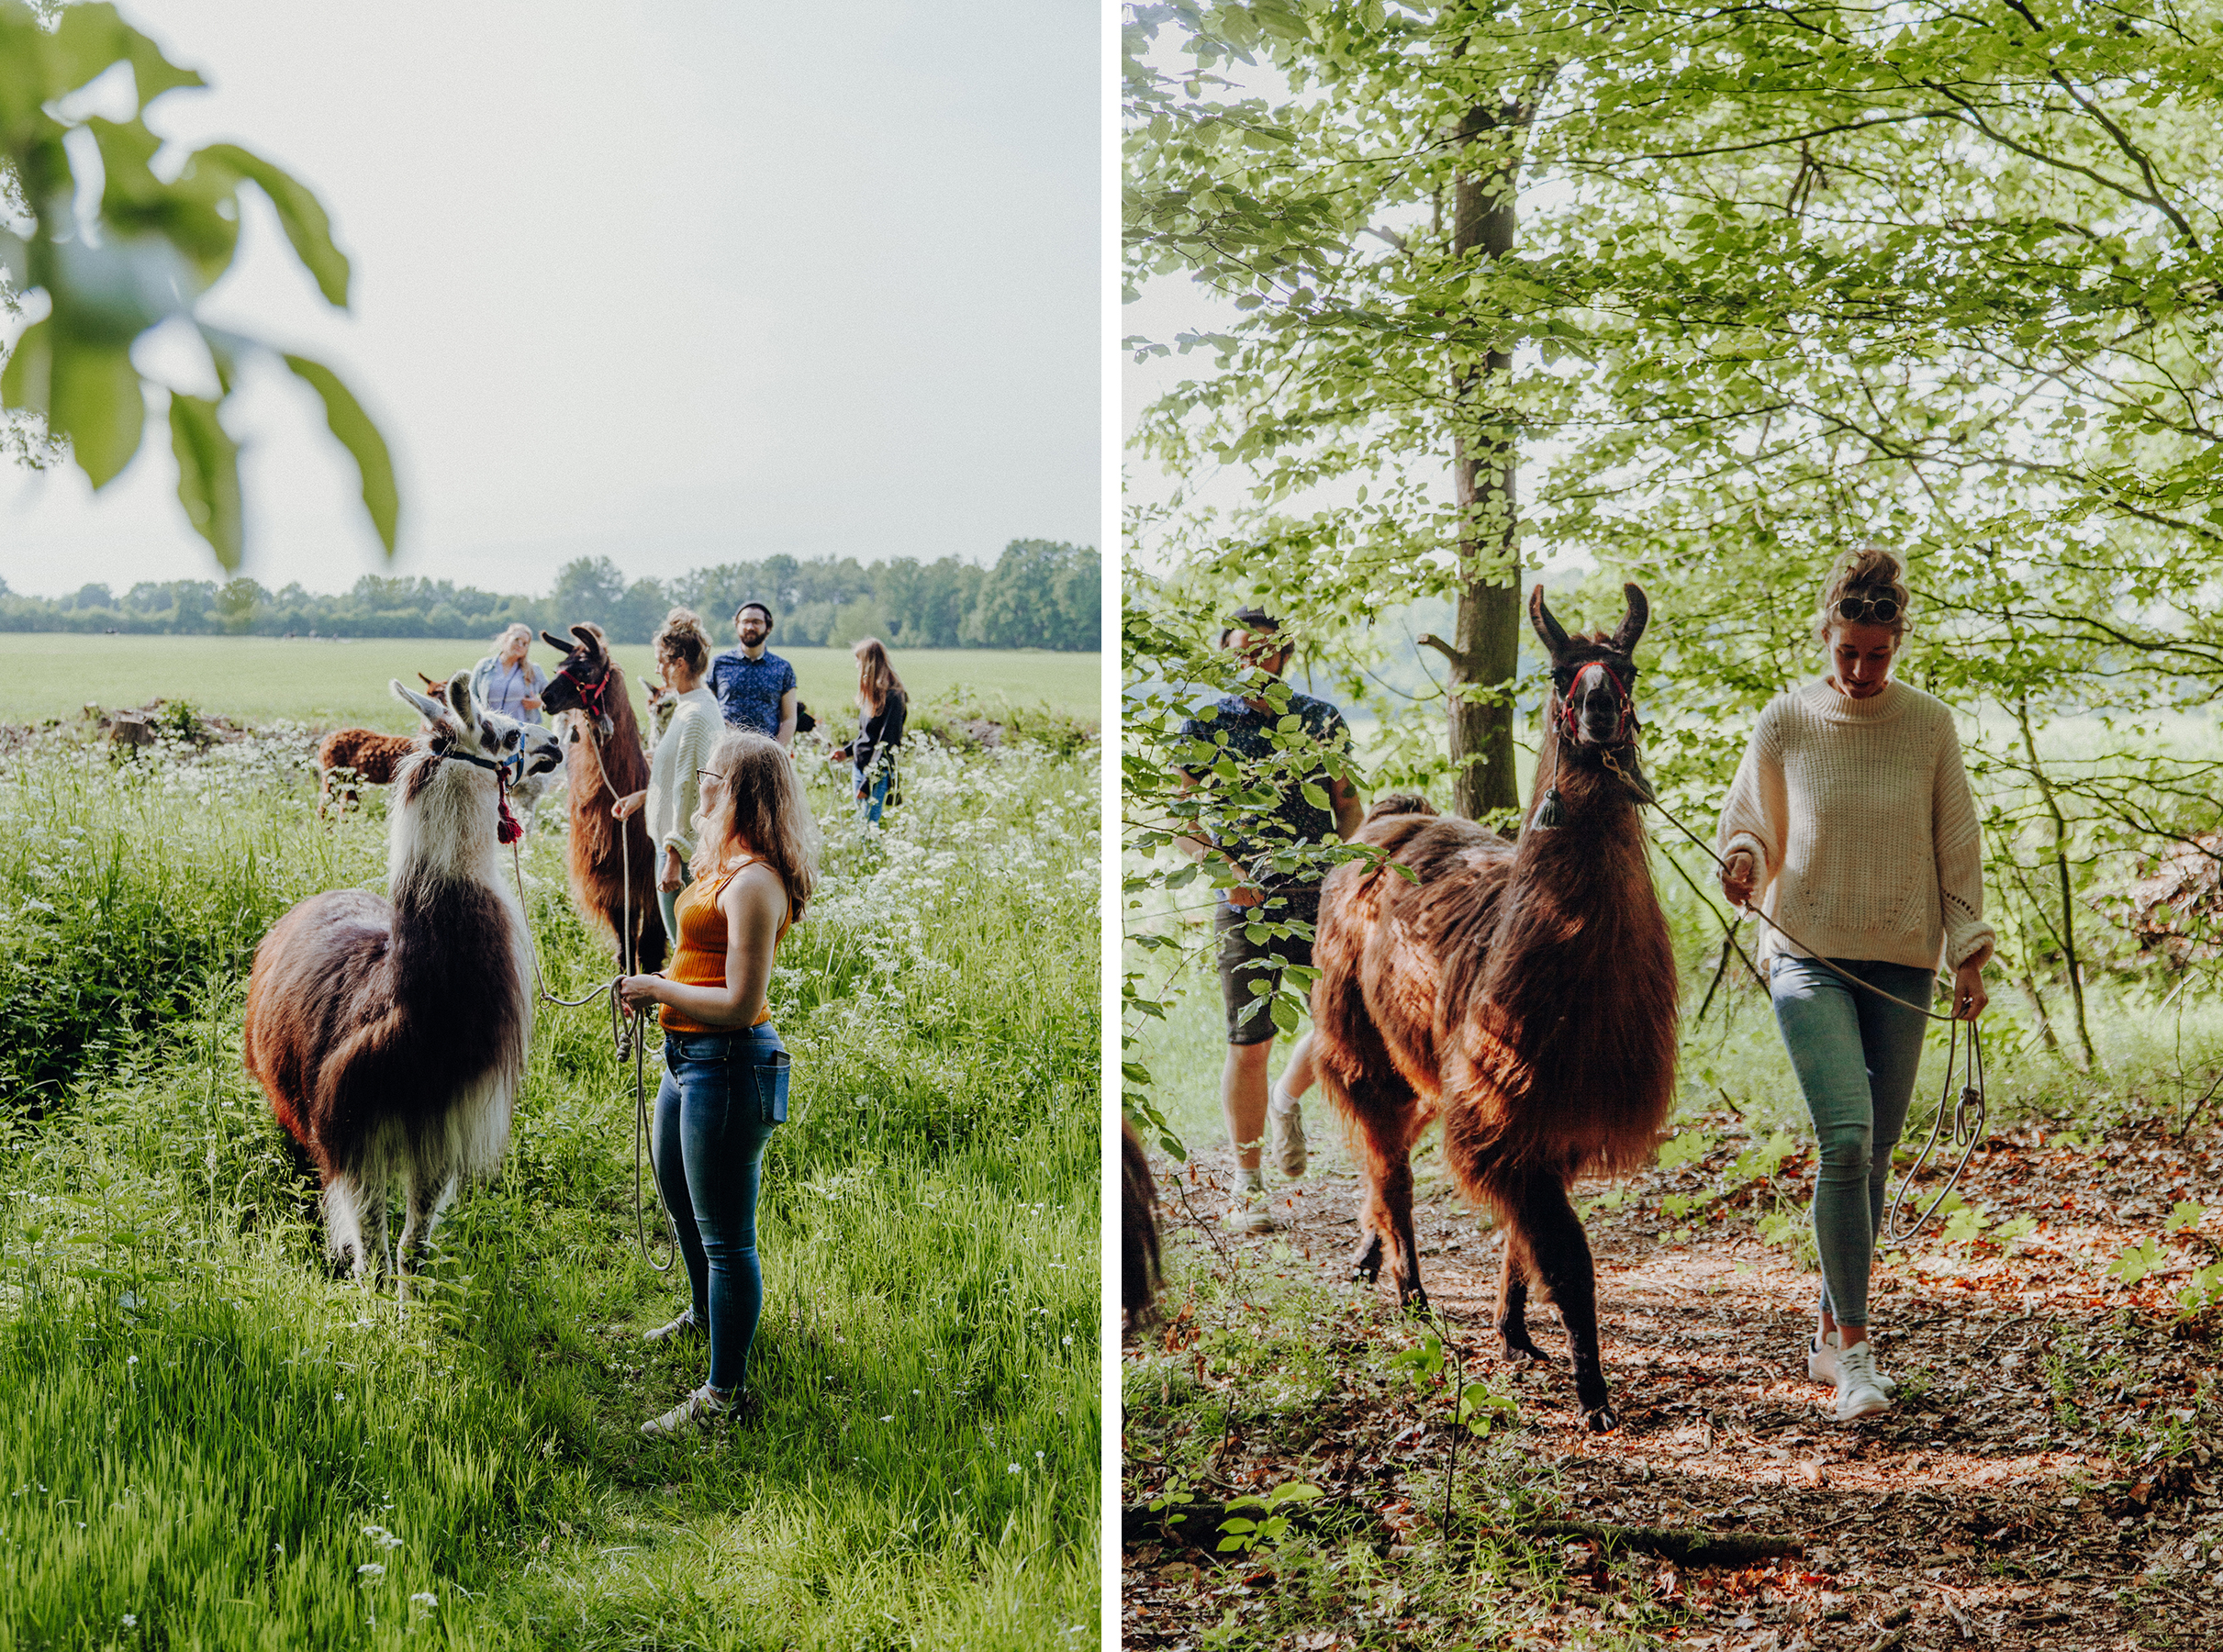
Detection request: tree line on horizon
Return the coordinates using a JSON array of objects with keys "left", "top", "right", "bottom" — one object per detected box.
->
[{"left": 0, "top": 541, "right": 1100, "bottom": 652}]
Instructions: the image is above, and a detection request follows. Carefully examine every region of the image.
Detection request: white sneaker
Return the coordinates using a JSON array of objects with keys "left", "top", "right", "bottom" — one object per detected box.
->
[
  {"left": 641, "top": 1384, "right": 731, "bottom": 1436},
  {"left": 1223, "top": 1194, "right": 1281, "bottom": 1235},
  {"left": 643, "top": 1310, "right": 707, "bottom": 1345},
  {"left": 1807, "top": 1330, "right": 1897, "bottom": 1395},
  {"left": 1830, "top": 1338, "right": 1892, "bottom": 1422},
  {"left": 1268, "top": 1086, "right": 1308, "bottom": 1179}
]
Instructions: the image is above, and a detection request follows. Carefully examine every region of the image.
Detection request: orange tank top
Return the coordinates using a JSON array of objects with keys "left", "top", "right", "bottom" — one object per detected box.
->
[{"left": 659, "top": 856, "right": 790, "bottom": 1033}]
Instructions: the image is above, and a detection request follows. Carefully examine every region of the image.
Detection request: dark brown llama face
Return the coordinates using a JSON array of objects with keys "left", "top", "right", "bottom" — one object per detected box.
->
[
  {"left": 1530, "top": 583, "right": 1649, "bottom": 749},
  {"left": 537, "top": 624, "right": 612, "bottom": 719}
]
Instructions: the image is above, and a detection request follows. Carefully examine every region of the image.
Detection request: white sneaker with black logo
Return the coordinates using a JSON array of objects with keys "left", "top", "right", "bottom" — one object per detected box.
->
[
  {"left": 641, "top": 1383, "right": 731, "bottom": 1436},
  {"left": 1831, "top": 1338, "right": 1893, "bottom": 1422},
  {"left": 1807, "top": 1329, "right": 1897, "bottom": 1395}
]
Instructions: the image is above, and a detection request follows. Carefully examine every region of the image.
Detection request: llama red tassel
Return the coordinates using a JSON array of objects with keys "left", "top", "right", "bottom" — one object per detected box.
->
[{"left": 497, "top": 785, "right": 523, "bottom": 845}]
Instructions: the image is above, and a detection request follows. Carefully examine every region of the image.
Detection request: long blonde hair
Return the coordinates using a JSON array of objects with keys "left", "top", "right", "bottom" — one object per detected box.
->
[
  {"left": 689, "top": 729, "right": 815, "bottom": 920},
  {"left": 853, "top": 637, "right": 906, "bottom": 715},
  {"left": 1814, "top": 547, "right": 1911, "bottom": 642}
]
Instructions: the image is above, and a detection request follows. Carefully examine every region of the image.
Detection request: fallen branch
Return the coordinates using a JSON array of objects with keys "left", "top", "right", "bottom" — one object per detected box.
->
[
  {"left": 1123, "top": 1500, "right": 1804, "bottom": 1566},
  {"left": 1527, "top": 1518, "right": 1805, "bottom": 1566}
]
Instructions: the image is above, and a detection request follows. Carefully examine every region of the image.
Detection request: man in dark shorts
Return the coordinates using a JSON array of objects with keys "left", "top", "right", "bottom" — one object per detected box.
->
[
  {"left": 1179, "top": 608, "right": 1362, "bottom": 1233},
  {"left": 709, "top": 601, "right": 799, "bottom": 747}
]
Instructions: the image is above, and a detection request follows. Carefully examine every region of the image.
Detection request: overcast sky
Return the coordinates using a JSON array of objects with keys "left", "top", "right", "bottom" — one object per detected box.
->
[{"left": 0, "top": 0, "right": 1099, "bottom": 600}]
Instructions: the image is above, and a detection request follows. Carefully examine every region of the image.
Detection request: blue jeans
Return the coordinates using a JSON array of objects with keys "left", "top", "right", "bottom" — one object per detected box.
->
[
  {"left": 856, "top": 763, "right": 890, "bottom": 827},
  {"left": 653, "top": 1025, "right": 787, "bottom": 1393},
  {"left": 1769, "top": 954, "right": 1935, "bottom": 1329}
]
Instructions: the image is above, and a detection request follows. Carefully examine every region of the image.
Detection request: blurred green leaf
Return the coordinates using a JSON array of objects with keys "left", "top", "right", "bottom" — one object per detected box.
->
[
  {"left": 168, "top": 392, "right": 241, "bottom": 568},
  {"left": 283, "top": 352, "right": 398, "bottom": 553}
]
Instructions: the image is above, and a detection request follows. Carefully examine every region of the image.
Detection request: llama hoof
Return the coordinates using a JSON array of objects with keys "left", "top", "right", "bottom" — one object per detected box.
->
[
  {"left": 1581, "top": 1402, "right": 1620, "bottom": 1433},
  {"left": 1351, "top": 1236, "right": 1384, "bottom": 1283},
  {"left": 1501, "top": 1336, "right": 1555, "bottom": 1368},
  {"left": 1398, "top": 1286, "right": 1431, "bottom": 1315}
]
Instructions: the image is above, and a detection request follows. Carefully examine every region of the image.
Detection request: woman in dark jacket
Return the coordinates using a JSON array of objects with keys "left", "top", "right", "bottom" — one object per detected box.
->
[{"left": 834, "top": 637, "right": 906, "bottom": 827}]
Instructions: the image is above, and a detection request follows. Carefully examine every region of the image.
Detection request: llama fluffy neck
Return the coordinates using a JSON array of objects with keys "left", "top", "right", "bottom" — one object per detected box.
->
[
  {"left": 1504, "top": 715, "right": 1655, "bottom": 916},
  {"left": 388, "top": 745, "right": 515, "bottom": 902}
]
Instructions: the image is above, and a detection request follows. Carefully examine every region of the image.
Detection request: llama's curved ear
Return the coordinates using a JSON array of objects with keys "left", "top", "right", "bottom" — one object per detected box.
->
[
  {"left": 541, "top": 630, "right": 573, "bottom": 654},
  {"left": 1528, "top": 586, "right": 1570, "bottom": 657},
  {"left": 392, "top": 679, "right": 446, "bottom": 727},
  {"left": 570, "top": 623, "right": 602, "bottom": 657},
  {"left": 1610, "top": 583, "right": 1650, "bottom": 656},
  {"left": 444, "top": 669, "right": 477, "bottom": 727}
]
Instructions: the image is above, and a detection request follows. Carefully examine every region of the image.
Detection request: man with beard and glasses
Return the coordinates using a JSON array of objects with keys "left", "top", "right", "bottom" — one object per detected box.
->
[{"left": 709, "top": 600, "right": 799, "bottom": 749}]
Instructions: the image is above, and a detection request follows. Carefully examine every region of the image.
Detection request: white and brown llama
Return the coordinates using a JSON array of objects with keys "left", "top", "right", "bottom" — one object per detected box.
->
[{"left": 244, "top": 673, "right": 563, "bottom": 1294}]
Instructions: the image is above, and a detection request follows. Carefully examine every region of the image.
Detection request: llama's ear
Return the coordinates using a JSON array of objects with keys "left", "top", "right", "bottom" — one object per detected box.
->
[
  {"left": 444, "top": 669, "right": 477, "bottom": 728},
  {"left": 540, "top": 630, "right": 573, "bottom": 654},
  {"left": 1610, "top": 583, "right": 1650, "bottom": 656},
  {"left": 1528, "top": 586, "right": 1570, "bottom": 658},
  {"left": 392, "top": 679, "right": 446, "bottom": 727},
  {"left": 570, "top": 623, "right": 602, "bottom": 657}
]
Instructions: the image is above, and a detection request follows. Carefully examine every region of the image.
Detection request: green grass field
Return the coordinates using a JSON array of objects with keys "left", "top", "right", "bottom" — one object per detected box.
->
[
  {"left": 0, "top": 712, "right": 1099, "bottom": 1646},
  {"left": 0, "top": 635, "right": 1101, "bottom": 731}
]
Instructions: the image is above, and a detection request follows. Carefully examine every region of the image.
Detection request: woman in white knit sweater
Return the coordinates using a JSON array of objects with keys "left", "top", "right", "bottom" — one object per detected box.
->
[
  {"left": 1715, "top": 548, "right": 1994, "bottom": 1423},
  {"left": 613, "top": 608, "right": 725, "bottom": 941}
]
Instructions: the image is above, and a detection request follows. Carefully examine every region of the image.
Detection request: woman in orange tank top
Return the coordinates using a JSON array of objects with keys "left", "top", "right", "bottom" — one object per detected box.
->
[{"left": 618, "top": 729, "right": 814, "bottom": 1435}]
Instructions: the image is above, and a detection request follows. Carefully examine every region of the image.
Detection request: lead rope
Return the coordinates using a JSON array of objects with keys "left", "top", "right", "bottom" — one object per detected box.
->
[
  {"left": 505, "top": 706, "right": 676, "bottom": 1274},
  {"left": 1599, "top": 748, "right": 1987, "bottom": 1240}
]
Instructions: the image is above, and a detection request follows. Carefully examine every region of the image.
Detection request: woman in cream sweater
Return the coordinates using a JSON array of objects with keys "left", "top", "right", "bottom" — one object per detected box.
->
[
  {"left": 1715, "top": 548, "right": 1994, "bottom": 1423},
  {"left": 614, "top": 608, "right": 725, "bottom": 939}
]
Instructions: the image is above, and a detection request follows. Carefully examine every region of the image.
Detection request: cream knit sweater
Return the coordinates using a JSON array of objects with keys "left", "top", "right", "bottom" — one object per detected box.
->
[
  {"left": 646, "top": 686, "right": 721, "bottom": 860},
  {"left": 1716, "top": 678, "right": 1995, "bottom": 974}
]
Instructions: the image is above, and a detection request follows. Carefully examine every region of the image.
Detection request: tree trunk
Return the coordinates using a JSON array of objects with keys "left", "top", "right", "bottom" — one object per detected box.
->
[
  {"left": 2016, "top": 696, "right": 2099, "bottom": 1071},
  {"left": 1423, "top": 90, "right": 1537, "bottom": 824}
]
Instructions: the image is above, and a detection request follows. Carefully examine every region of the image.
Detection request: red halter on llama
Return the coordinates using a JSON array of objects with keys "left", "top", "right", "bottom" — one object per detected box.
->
[
  {"left": 538, "top": 622, "right": 667, "bottom": 976},
  {"left": 243, "top": 673, "right": 564, "bottom": 1293},
  {"left": 1312, "top": 583, "right": 1678, "bottom": 1432}
]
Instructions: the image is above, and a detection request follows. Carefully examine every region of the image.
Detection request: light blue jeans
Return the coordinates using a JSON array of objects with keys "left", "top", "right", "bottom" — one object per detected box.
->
[
  {"left": 855, "top": 763, "right": 890, "bottom": 827},
  {"left": 655, "top": 865, "right": 694, "bottom": 948},
  {"left": 1768, "top": 954, "right": 1935, "bottom": 1329}
]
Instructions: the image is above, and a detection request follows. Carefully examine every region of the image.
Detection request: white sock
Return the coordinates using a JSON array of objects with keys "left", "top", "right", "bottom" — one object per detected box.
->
[
  {"left": 1238, "top": 1166, "right": 1266, "bottom": 1195},
  {"left": 1268, "top": 1081, "right": 1299, "bottom": 1116}
]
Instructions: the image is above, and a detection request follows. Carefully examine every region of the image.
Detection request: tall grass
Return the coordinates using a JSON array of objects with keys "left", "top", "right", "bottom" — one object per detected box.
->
[{"left": 0, "top": 725, "right": 1098, "bottom": 1648}]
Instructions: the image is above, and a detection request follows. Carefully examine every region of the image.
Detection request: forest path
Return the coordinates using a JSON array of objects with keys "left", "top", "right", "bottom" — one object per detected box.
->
[{"left": 1124, "top": 1117, "right": 2223, "bottom": 1650}]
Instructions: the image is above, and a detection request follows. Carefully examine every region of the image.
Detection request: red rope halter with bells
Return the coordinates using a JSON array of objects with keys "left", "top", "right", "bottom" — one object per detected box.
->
[{"left": 430, "top": 738, "right": 526, "bottom": 843}]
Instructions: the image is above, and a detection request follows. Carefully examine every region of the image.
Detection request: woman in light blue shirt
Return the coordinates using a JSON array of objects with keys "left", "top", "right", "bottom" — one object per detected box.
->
[{"left": 471, "top": 624, "right": 548, "bottom": 725}]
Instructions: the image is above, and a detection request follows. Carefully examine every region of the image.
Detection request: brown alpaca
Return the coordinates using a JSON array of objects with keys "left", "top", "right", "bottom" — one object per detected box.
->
[
  {"left": 316, "top": 727, "right": 419, "bottom": 814},
  {"left": 539, "top": 623, "right": 667, "bottom": 975},
  {"left": 1313, "top": 583, "right": 1679, "bottom": 1431},
  {"left": 246, "top": 674, "right": 564, "bottom": 1289}
]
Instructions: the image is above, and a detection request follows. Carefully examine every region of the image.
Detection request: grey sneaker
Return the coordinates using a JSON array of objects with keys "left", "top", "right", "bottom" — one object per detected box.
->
[
  {"left": 1268, "top": 1086, "right": 1307, "bottom": 1179},
  {"left": 644, "top": 1311, "right": 707, "bottom": 1345},
  {"left": 1807, "top": 1330, "right": 1896, "bottom": 1395},
  {"left": 642, "top": 1384, "right": 731, "bottom": 1436},
  {"left": 1223, "top": 1193, "right": 1282, "bottom": 1235},
  {"left": 1831, "top": 1338, "right": 1892, "bottom": 1422}
]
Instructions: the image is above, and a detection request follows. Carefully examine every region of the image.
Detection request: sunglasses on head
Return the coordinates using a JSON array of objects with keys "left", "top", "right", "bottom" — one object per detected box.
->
[{"left": 1834, "top": 592, "right": 1901, "bottom": 625}]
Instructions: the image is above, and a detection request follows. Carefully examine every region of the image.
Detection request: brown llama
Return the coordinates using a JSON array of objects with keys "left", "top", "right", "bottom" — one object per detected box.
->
[
  {"left": 245, "top": 674, "right": 564, "bottom": 1291},
  {"left": 1122, "top": 1120, "right": 1162, "bottom": 1331},
  {"left": 316, "top": 726, "right": 419, "bottom": 815},
  {"left": 1313, "top": 584, "right": 1679, "bottom": 1432},
  {"left": 539, "top": 623, "right": 666, "bottom": 974}
]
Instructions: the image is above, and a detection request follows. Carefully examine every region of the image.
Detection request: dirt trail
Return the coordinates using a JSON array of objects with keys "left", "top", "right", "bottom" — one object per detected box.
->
[{"left": 1124, "top": 1121, "right": 2223, "bottom": 1650}]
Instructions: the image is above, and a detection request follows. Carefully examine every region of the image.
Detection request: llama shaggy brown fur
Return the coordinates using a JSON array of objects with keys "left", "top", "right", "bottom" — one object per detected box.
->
[
  {"left": 246, "top": 673, "right": 564, "bottom": 1289},
  {"left": 316, "top": 726, "right": 419, "bottom": 814},
  {"left": 540, "top": 623, "right": 666, "bottom": 974},
  {"left": 1313, "top": 584, "right": 1679, "bottom": 1430}
]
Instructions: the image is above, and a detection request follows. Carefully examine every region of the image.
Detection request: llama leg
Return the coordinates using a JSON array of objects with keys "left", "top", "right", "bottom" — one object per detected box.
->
[
  {"left": 395, "top": 1174, "right": 452, "bottom": 1311},
  {"left": 1493, "top": 1220, "right": 1550, "bottom": 1367},
  {"left": 323, "top": 1176, "right": 367, "bottom": 1281},
  {"left": 1510, "top": 1172, "right": 1616, "bottom": 1431},
  {"left": 1346, "top": 1111, "right": 1425, "bottom": 1310}
]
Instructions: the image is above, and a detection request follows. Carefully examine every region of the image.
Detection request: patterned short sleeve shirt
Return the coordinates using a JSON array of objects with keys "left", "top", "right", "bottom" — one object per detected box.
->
[
  {"left": 709, "top": 649, "right": 797, "bottom": 737},
  {"left": 1179, "top": 690, "right": 1349, "bottom": 882}
]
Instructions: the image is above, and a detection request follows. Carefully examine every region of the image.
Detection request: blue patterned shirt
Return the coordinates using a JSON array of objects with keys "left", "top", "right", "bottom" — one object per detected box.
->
[
  {"left": 1179, "top": 689, "right": 1349, "bottom": 883},
  {"left": 709, "top": 648, "right": 797, "bottom": 737}
]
